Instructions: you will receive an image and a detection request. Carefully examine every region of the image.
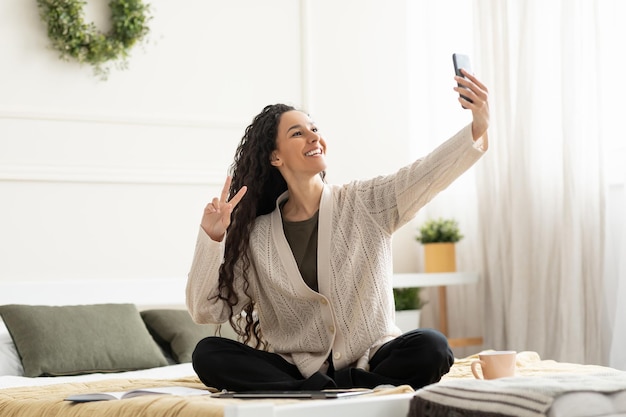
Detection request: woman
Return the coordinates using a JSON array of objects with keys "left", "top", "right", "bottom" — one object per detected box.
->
[{"left": 187, "top": 70, "right": 489, "bottom": 391}]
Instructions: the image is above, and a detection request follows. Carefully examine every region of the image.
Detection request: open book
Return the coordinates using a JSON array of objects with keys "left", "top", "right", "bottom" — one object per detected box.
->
[{"left": 65, "top": 386, "right": 210, "bottom": 403}]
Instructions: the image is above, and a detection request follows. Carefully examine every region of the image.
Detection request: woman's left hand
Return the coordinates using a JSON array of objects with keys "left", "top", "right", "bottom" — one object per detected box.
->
[{"left": 455, "top": 69, "right": 490, "bottom": 141}]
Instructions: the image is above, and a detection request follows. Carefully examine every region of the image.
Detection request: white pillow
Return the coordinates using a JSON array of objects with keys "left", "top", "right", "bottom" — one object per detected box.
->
[{"left": 0, "top": 319, "right": 24, "bottom": 376}]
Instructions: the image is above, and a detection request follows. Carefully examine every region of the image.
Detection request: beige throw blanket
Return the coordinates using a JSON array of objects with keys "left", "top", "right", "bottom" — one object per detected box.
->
[{"left": 0, "top": 375, "right": 413, "bottom": 417}]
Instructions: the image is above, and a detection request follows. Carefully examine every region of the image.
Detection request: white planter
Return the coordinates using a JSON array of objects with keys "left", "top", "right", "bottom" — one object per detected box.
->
[{"left": 395, "top": 309, "right": 421, "bottom": 333}]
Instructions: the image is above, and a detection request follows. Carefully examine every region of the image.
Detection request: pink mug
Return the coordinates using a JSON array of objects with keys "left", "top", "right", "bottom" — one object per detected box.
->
[{"left": 471, "top": 351, "right": 516, "bottom": 380}]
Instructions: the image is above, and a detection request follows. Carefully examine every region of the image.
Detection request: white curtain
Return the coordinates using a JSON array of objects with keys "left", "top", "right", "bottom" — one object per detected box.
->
[
  {"left": 408, "top": 0, "right": 624, "bottom": 365},
  {"left": 473, "top": 0, "right": 609, "bottom": 365},
  {"left": 600, "top": 2, "right": 626, "bottom": 370},
  {"left": 471, "top": 0, "right": 626, "bottom": 365}
]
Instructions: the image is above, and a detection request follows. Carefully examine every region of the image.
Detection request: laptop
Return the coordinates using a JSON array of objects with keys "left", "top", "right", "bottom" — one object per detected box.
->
[{"left": 212, "top": 389, "right": 374, "bottom": 399}]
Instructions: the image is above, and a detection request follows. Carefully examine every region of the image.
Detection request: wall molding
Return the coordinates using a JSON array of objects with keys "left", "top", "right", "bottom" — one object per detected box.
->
[
  {"left": 0, "top": 108, "right": 242, "bottom": 130},
  {"left": 0, "top": 278, "right": 187, "bottom": 308},
  {"left": 0, "top": 164, "right": 224, "bottom": 186}
]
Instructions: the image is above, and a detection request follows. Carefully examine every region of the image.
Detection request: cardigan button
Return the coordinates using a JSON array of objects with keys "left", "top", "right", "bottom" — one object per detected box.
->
[
  {"left": 333, "top": 352, "right": 341, "bottom": 360},
  {"left": 320, "top": 298, "right": 328, "bottom": 305},
  {"left": 329, "top": 325, "right": 335, "bottom": 333}
]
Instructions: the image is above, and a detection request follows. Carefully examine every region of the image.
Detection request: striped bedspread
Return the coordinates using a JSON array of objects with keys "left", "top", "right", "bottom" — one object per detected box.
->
[{"left": 410, "top": 351, "right": 626, "bottom": 417}]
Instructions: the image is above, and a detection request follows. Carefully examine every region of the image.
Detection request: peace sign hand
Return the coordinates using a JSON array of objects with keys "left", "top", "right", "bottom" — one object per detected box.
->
[{"left": 201, "top": 176, "right": 247, "bottom": 242}]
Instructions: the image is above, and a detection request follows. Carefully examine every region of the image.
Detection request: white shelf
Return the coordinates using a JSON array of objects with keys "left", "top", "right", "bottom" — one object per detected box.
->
[
  {"left": 392, "top": 272, "right": 483, "bottom": 347},
  {"left": 392, "top": 272, "right": 479, "bottom": 288}
]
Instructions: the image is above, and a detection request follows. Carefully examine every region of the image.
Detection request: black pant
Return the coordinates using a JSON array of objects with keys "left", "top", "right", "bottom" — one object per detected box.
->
[{"left": 192, "top": 328, "right": 453, "bottom": 391}]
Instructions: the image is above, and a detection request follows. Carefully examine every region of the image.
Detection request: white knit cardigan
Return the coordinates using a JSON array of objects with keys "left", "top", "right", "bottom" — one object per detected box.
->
[{"left": 187, "top": 124, "right": 485, "bottom": 378}]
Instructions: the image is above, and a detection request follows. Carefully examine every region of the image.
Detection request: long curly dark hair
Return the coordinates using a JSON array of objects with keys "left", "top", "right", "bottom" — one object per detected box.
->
[{"left": 217, "top": 103, "right": 295, "bottom": 349}]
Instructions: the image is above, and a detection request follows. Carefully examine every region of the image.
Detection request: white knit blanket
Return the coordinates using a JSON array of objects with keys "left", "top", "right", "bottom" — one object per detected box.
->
[{"left": 411, "top": 372, "right": 626, "bottom": 417}]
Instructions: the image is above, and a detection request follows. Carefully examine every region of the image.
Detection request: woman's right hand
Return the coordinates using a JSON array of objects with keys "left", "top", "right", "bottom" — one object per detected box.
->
[{"left": 201, "top": 176, "right": 247, "bottom": 242}]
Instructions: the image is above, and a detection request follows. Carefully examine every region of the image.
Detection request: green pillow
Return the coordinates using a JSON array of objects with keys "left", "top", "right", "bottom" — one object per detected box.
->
[
  {"left": 0, "top": 303, "right": 168, "bottom": 377},
  {"left": 140, "top": 309, "right": 236, "bottom": 363}
]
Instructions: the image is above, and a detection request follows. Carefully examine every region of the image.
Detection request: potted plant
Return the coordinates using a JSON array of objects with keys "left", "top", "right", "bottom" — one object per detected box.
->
[
  {"left": 416, "top": 217, "right": 463, "bottom": 272},
  {"left": 393, "top": 287, "right": 425, "bottom": 333}
]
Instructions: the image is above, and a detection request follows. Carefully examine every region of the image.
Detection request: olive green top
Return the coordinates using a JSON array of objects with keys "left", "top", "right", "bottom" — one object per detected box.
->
[{"left": 282, "top": 210, "right": 319, "bottom": 292}]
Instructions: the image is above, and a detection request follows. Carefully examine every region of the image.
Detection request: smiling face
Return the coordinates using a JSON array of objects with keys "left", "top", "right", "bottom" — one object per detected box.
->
[{"left": 271, "top": 110, "right": 327, "bottom": 183}]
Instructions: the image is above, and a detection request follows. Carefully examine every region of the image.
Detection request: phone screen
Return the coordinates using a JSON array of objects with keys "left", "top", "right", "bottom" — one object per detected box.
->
[{"left": 452, "top": 53, "right": 473, "bottom": 105}]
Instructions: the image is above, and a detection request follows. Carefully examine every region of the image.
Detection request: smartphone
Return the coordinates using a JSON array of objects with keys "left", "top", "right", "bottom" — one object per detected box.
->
[{"left": 452, "top": 53, "right": 473, "bottom": 106}]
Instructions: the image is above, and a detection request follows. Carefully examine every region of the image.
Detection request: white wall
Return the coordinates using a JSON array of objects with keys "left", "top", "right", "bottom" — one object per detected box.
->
[
  {"left": 0, "top": 1, "right": 302, "bottom": 300},
  {"left": 0, "top": 0, "right": 425, "bottom": 305}
]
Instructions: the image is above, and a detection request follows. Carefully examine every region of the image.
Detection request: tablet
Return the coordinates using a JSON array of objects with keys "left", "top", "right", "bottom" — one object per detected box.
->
[{"left": 212, "top": 389, "right": 374, "bottom": 399}]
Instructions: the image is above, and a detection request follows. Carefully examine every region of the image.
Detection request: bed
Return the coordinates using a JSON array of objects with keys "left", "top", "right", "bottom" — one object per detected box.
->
[
  {"left": 2, "top": 279, "right": 626, "bottom": 417},
  {"left": 0, "top": 303, "right": 414, "bottom": 417}
]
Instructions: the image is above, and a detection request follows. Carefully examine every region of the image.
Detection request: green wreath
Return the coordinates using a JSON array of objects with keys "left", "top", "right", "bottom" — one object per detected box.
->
[{"left": 36, "top": 0, "right": 151, "bottom": 79}]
